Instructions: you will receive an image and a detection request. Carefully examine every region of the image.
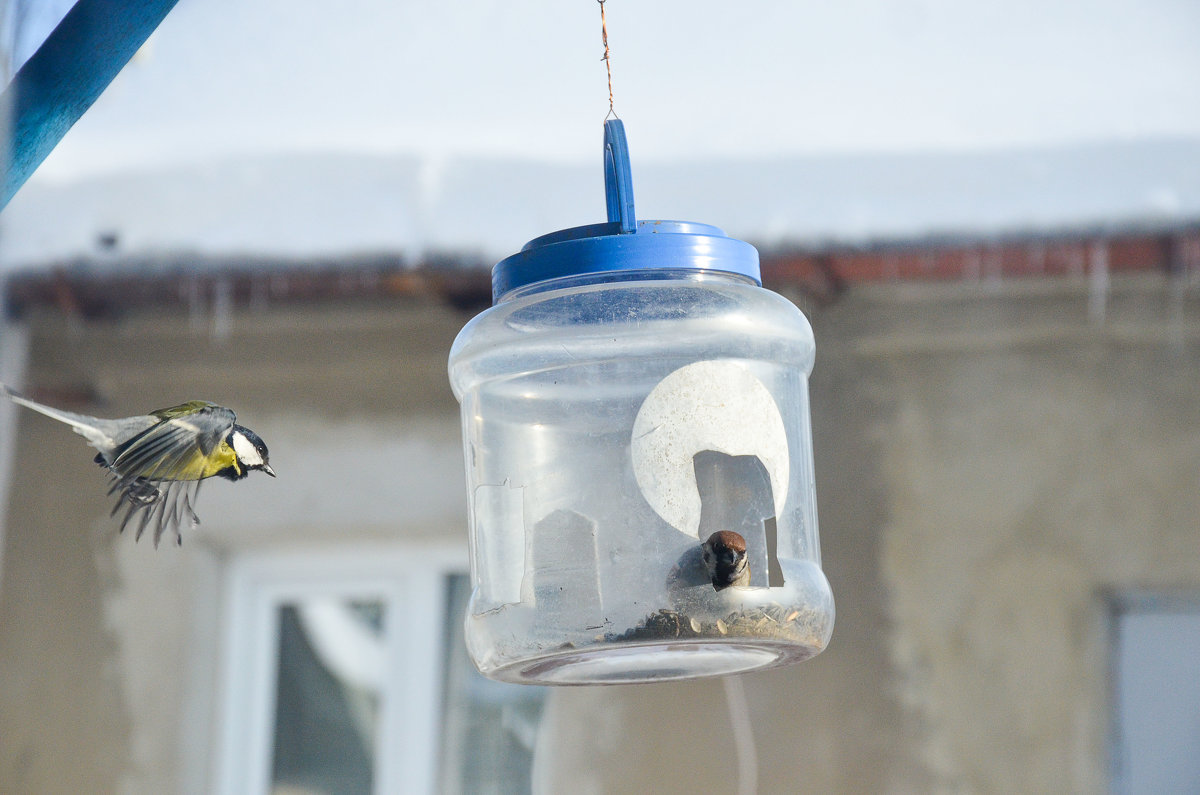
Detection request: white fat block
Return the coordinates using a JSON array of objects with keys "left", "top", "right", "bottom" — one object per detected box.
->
[{"left": 631, "top": 360, "right": 789, "bottom": 539}]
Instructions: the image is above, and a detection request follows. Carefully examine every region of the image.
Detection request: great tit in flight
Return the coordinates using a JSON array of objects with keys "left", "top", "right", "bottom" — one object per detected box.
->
[{"left": 2, "top": 384, "right": 274, "bottom": 547}]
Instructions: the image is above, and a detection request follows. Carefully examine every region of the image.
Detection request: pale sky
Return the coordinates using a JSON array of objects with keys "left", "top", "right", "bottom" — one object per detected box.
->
[{"left": 24, "top": 0, "right": 1200, "bottom": 181}]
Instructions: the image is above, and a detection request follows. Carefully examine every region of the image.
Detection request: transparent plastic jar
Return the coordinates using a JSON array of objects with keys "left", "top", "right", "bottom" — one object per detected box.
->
[{"left": 448, "top": 219, "right": 834, "bottom": 685}]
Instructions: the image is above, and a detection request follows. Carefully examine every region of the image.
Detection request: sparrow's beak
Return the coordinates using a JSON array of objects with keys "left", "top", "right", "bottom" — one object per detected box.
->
[{"left": 263, "top": 464, "right": 277, "bottom": 477}]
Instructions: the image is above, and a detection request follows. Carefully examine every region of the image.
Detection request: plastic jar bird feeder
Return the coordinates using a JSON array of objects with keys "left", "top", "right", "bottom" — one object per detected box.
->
[{"left": 448, "top": 120, "right": 833, "bottom": 684}]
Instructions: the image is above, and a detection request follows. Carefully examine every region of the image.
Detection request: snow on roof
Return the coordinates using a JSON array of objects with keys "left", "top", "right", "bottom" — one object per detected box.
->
[{"left": 2, "top": 138, "right": 1197, "bottom": 275}]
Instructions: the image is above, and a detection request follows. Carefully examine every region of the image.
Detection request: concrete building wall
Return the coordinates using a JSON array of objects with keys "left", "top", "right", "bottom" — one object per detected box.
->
[
  {"left": 0, "top": 300, "right": 470, "bottom": 794},
  {"left": 529, "top": 273, "right": 1200, "bottom": 793},
  {"left": 1, "top": 272, "right": 1197, "bottom": 793}
]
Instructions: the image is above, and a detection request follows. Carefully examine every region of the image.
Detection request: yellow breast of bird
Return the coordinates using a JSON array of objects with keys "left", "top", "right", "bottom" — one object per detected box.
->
[{"left": 139, "top": 441, "right": 239, "bottom": 481}]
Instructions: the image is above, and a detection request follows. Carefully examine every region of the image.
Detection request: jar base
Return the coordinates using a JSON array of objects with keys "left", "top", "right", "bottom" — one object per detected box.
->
[{"left": 481, "top": 638, "right": 822, "bottom": 685}]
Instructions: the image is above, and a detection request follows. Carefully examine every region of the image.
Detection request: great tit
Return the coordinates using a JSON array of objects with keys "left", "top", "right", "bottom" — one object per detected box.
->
[
  {"left": 702, "top": 530, "right": 751, "bottom": 591},
  {"left": 2, "top": 384, "right": 274, "bottom": 547}
]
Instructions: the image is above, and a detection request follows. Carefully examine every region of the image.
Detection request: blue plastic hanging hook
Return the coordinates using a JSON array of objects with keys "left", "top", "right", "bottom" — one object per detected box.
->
[
  {"left": 603, "top": 119, "right": 637, "bottom": 234},
  {"left": 489, "top": 118, "right": 760, "bottom": 301}
]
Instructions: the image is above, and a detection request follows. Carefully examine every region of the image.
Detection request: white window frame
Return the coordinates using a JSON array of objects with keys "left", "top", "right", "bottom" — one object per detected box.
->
[{"left": 213, "top": 542, "right": 467, "bottom": 795}]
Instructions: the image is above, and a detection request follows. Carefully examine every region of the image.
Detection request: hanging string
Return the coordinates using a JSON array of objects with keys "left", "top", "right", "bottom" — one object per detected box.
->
[
  {"left": 722, "top": 675, "right": 759, "bottom": 795},
  {"left": 598, "top": 0, "right": 617, "bottom": 119}
]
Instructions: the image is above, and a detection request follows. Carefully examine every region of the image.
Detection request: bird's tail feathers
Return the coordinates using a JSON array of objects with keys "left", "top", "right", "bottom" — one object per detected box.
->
[{"left": 2, "top": 384, "right": 114, "bottom": 449}]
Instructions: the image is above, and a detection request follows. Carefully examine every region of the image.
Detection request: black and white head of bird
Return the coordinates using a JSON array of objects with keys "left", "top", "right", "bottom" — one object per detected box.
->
[
  {"left": 228, "top": 425, "right": 275, "bottom": 480},
  {"left": 702, "top": 530, "right": 750, "bottom": 591}
]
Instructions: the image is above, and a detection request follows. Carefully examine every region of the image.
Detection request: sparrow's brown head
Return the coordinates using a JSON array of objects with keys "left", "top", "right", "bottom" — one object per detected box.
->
[{"left": 701, "top": 530, "right": 750, "bottom": 591}]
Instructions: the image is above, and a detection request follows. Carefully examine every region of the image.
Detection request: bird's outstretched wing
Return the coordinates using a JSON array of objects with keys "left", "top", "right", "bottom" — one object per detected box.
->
[
  {"left": 111, "top": 478, "right": 204, "bottom": 548},
  {"left": 110, "top": 403, "right": 235, "bottom": 480},
  {"left": 105, "top": 403, "right": 237, "bottom": 547}
]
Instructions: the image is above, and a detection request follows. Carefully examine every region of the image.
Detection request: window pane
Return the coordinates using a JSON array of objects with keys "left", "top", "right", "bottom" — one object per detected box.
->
[
  {"left": 439, "top": 574, "right": 546, "bottom": 795},
  {"left": 1114, "top": 601, "right": 1200, "bottom": 795},
  {"left": 270, "top": 598, "right": 385, "bottom": 795}
]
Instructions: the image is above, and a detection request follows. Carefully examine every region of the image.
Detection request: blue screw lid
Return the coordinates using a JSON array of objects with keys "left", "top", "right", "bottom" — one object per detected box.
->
[
  {"left": 491, "top": 219, "right": 762, "bottom": 302},
  {"left": 491, "top": 120, "right": 760, "bottom": 302}
]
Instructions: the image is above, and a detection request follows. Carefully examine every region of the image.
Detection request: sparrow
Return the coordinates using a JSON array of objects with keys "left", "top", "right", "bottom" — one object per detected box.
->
[
  {"left": 2, "top": 384, "right": 274, "bottom": 547},
  {"left": 702, "top": 530, "right": 750, "bottom": 591}
]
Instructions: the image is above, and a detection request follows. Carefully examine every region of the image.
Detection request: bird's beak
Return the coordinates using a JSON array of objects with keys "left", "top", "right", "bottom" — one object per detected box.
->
[{"left": 263, "top": 464, "right": 276, "bottom": 477}]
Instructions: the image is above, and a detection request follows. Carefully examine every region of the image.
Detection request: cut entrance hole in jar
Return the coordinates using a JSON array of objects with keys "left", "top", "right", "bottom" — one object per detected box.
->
[{"left": 693, "top": 450, "right": 784, "bottom": 588}]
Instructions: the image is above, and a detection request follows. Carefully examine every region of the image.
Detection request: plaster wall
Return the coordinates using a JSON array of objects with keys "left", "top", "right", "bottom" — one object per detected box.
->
[
  {"left": 0, "top": 274, "right": 1197, "bottom": 793},
  {"left": 532, "top": 274, "right": 1200, "bottom": 793},
  {"left": 0, "top": 300, "right": 470, "bottom": 794}
]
